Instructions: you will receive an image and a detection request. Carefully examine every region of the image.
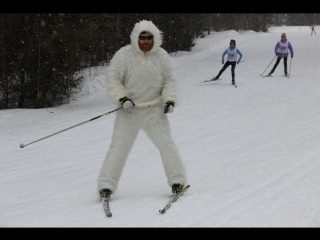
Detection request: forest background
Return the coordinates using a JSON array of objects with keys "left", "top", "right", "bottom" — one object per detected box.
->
[{"left": 0, "top": 13, "right": 318, "bottom": 109}]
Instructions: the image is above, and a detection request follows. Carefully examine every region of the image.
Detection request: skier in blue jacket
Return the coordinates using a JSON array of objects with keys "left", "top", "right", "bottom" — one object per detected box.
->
[{"left": 212, "top": 39, "right": 243, "bottom": 86}]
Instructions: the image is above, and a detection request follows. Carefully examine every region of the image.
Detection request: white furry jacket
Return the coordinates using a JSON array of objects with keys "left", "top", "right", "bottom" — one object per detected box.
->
[{"left": 105, "top": 20, "right": 180, "bottom": 108}]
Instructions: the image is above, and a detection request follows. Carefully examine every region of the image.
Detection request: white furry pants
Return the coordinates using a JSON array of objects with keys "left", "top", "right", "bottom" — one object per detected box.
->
[{"left": 98, "top": 105, "right": 187, "bottom": 193}]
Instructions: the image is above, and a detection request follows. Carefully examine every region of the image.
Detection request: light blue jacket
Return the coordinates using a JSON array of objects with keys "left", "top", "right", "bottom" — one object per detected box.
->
[{"left": 222, "top": 47, "right": 243, "bottom": 62}]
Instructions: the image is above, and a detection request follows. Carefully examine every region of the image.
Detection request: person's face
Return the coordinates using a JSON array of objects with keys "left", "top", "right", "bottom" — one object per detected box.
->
[
  {"left": 138, "top": 34, "right": 154, "bottom": 52},
  {"left": 230, "top": 44, "right": 235, "bottom": 48},
  {"left": 281, "top": 35, "right": 286, "bottom": 40}
]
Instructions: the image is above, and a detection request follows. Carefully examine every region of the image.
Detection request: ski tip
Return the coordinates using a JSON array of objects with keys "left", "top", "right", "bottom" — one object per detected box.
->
[
  {"left": 201, "top": 79, "right": 222, "bottom": 83},
  {"left": 182, "top": 185, "right": 190, "bottom": 192}
]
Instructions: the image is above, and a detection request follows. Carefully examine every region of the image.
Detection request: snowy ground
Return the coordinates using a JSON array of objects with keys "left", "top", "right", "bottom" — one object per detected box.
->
[{"left": 1, "top": 26, "right": 320, "bottom": 227}]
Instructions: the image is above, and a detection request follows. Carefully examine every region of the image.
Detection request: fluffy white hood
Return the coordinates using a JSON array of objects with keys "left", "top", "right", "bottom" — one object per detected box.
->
[
  {"left": 105, "top": 20, "right": 180, "bottom": 109},
  {"left": 130, "top": 20, "right": 162, "bottom": 53}
]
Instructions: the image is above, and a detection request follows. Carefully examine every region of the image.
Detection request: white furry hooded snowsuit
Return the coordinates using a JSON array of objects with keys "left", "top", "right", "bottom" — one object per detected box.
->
[{"left": 98, "top": 20, "right": 187, "bottom": 194}]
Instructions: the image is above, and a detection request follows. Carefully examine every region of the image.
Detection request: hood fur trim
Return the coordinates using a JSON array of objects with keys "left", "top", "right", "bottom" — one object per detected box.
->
[{"left": 130, "top": 20, "right": 162, "bottom": 53}]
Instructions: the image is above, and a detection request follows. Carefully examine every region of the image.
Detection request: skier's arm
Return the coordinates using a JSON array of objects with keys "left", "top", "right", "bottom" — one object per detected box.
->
[
  {"left": 237, "top": 49, "right": 243, "bottom": 62},
  {"left": 288, "top": 42, "right": 294, "bottom": 58},
  {"left": 162, "top": 50, "right": 180, "bottom": 106},
  {"left": 222, "top": 50, "right": 227, "bottom": 62},
  {"left": 105, "top": 50, "right": 128, "bottom": 106},
  {"left": 274, "top": 42, "right": 280, "bottom": 55}
]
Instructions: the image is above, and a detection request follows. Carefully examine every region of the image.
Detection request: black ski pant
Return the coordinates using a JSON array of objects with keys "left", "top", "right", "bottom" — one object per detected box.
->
[
  {"left": 216, "top": 61, "right": 236, "bottom": 81},
  {"left": 270, "top": 56, "right": 287, "bottom": 74}
]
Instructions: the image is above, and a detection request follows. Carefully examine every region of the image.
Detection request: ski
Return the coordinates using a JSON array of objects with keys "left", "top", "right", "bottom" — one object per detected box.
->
[
  {"left": 201, "top": 78, "right": 222, "bottom": 83},
  {"left": 102, "top": 197, "right": 112, "bottom": 217},
  {"left": 263, "top": 74, "right": 290, "bottom": 78},
  {"left": 159, "top": 185, "right": 190, "bottom": 214}
]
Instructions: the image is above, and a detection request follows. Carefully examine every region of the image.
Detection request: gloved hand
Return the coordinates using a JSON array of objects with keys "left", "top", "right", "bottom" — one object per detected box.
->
[
  {"left": 237, "top": 61, "right": 240, "bottom": 64},
  {"left": 291, "top": 56, "right": 293, "bottom": 58},
  {"left": 164, "top": 101, "right": 174, "bottom": 113},
  {"left": 275, "top": 52, "right": 279, "bottom": 56},
  {"left": 222, "top": 61, "right": 224, "bottom": 64},
  {"left": 119, "top": 97, "right": 135, "bottom": 110}
]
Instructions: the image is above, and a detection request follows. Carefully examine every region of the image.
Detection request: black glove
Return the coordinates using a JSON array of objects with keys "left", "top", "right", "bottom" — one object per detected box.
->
[
  {"left": 164, "top": 101, "right": 174, "bottom": 113},
  {"left": 276, "top": 52, "right": 279, "bottom": 56},
  {"left": 222, "top": 61, "right": 224, "bottom": 64},
  {"left": 119, "top": 97, "right": 135, "bottom": 110},
  {"left": 237, "top": 61, "right": 240, "bottom": 64},
  {"left": 291, "top": 56, "right": 293, "bottom": 58}
]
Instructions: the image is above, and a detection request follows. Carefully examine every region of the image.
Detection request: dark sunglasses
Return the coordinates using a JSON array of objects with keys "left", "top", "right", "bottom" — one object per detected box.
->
[{"left": 139, "top": 35, "right": 153, "bottom": 40}]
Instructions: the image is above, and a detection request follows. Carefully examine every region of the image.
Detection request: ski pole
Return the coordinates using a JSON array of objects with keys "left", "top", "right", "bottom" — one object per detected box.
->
[
  {"left": 260, "top": 55, "right": 277, "bottom": 76},
  {"left": 20, "top": 107, "right": 122, "bottom": 148}
]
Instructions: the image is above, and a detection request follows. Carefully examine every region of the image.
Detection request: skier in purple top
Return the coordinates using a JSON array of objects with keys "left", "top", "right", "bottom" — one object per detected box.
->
[{"left": 268, "top": 33, "right": 294, "bottom": 77}]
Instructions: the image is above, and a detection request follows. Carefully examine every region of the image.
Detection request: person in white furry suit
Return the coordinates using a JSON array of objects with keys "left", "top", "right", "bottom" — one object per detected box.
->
[{"left": 98, "top": 20, "right": 187, "bottom": 199}]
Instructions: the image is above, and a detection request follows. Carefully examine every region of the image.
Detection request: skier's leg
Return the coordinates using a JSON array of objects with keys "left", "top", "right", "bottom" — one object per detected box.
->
[
  {"left": 144, "top": 105, "right": 187, "bottom": 187},
  {"left": 231, "top": 61, "right": 236, "bottom": 80},
  {"left": 283, "top": 57, "right": 288, "bottom": 75},
  {"left": 269, "top": 57, "right": 281, "bottom": 74},
  {"left": 98, "top": 109, "right": 141, "bottom": 193},
  {"left": 216, "top": 61, "right": 231, "bottom": 78}
]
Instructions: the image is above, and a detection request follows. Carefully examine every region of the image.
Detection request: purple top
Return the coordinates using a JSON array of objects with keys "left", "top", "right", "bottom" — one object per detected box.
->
[{"left": 275, "top": 39, "right": 294, "bottom": 58}]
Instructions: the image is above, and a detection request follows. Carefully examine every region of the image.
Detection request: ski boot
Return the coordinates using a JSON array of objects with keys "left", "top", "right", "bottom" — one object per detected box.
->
[
  {"left": 99, "top": 188, "right": 112, "bottom": 199},
  {"left": 172, "top": 183, "right": 184, "bottom": 194}
]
